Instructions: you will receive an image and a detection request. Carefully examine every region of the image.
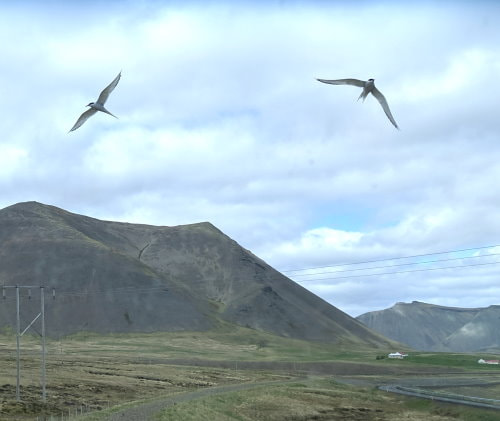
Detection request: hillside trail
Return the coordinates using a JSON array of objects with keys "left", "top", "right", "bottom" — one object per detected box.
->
[{"left": 103, "top": 377, "right": 305, "bottom": 421}]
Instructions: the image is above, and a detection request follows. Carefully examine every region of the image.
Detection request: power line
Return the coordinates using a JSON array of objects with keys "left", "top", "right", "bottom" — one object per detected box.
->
[
  {"left": 1, "top": 253, "right": 498, "bottom": 300},
  {"left": 55, "top": 285, "right": 168, "bottom": 298},
  {"left": 281, "top": 243, "right": 500, "bottom": 273},
  {"left": 1, "top": 285, "right": 168, "bottom": 302},
  {"left": 2, "top": 246, "right": 499, "bottom": 302},
  {"left": 31, "top": 258, "right": 500, "bottom": 294},
  {"left": 289, "top": 252, "right": 500, "bottom": 277},
  {"left": 293, "top": 259, "right": 500, "bottom": 283}
]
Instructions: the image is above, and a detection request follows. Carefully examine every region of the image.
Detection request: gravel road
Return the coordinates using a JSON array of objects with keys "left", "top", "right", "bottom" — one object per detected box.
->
[{"left": 104, "top": 378, "right": 301, "bottom": 421}]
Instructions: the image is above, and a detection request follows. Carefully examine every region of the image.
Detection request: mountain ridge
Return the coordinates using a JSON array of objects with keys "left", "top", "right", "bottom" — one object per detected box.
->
[
  {"left": 357, "top": 301, "right": 500, "bottom": 352},
  {"left": 0, "top": 201, "right": 394, "bottom": 349}
]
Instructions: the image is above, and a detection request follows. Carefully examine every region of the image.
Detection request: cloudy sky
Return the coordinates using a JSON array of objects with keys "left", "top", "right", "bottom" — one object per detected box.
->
[{"left": 1, "top": 0, "right": 500, "bottom": 316}]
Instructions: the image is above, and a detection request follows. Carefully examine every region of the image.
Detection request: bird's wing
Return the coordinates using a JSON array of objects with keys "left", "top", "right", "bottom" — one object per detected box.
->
[
  {"left": 371, "top": 87, "right": 399, "bottom": 129},
  {"left": 97, "top": 71, "right": 121, "bottom": 104},
  {"left": 69, "top": 108, "right": 97, "bottom": 132},
  {"left": 316, "top": 78, "right": 365, "bottom": 87}
]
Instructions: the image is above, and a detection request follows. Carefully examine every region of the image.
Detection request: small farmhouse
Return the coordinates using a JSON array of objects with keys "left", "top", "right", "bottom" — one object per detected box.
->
[
  {"left": 478, "top": 359, "right": 499, "bottom": 365},
  {"left": 388, "top": 352, "right": 408, "bottom": 359}
]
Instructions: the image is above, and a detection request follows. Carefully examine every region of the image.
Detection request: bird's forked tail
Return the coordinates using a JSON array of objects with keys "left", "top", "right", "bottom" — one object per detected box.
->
[{"left": 357, "top": 90, "right": 369, "bottom": 102}]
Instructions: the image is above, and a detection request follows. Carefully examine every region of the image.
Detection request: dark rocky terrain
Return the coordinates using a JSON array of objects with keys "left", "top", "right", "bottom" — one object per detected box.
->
[
  {"left": 0, "top": 201, "right": 393, "bottom": 348},
  {"left": 357, "top": 301, "right": 500, "bottom": 352}
]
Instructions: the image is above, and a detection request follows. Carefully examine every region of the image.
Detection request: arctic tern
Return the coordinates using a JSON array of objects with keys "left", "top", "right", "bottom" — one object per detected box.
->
[
  {"left": 316, "top": 78, "right": 399, "bottom": 129},
  {"left": 69, "top": 71, "right": 121, "bottom": 132}
]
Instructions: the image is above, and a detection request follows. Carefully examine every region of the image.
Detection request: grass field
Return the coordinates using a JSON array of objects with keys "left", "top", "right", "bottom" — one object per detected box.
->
[
  {"left": 391, "top": 352, "right": 500, "bottom": 370},
  {"left": 156, "top": 378, "right": 500, "bottom": 421},
  {"left": 51, "top": 326, "right": 384, "bottom": 362},
  {"left": 1, "top": 328, "right": 499, "bottom": 420}
]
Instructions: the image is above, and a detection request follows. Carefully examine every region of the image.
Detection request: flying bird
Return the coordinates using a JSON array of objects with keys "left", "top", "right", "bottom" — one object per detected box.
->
[
  {"left": 69, "top": 71, "right": 121, "bottom": 132},
  {"left": 316, "top": 78, "right": 399, "bottom": 129}
]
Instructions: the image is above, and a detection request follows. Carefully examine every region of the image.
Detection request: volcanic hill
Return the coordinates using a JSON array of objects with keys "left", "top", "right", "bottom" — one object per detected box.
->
[{"left": 0, "top": 201, "right": 393, "bottom": 348}]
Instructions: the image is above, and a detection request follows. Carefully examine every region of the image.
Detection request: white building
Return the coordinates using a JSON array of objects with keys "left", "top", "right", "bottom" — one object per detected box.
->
[{"left": 388, "top": 352, "right": 408, "bottom": 359}]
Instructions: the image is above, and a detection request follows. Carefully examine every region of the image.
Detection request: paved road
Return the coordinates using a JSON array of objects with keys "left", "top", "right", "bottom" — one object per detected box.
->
[{"left": 379, "top": 384, "right": 500, "bottom": 410}]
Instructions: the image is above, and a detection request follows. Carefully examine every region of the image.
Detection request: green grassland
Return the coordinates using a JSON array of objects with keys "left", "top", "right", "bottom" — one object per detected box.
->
[
  {"left": 37, "top": 325, "right": 395, "bottom": 362},
  {"left": 1, "top": 327, "right": 500, "bottom": 420},
  {"left": 54, "top": 328, "right": 500, "bottom": 372},
  {"left": 375, "top": 352, "right": 500, "bottom": 370},
  {"left": 156, "top": 378, "right": 500, "bottom": 421}
]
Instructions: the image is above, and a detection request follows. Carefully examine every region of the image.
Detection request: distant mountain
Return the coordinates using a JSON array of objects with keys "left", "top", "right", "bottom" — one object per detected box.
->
[
  {"left": 357, "top": 301, "right": 500, "bottom": 352},
  {"left": 0, "top": 201, "right": 394, "bottom": 348}
]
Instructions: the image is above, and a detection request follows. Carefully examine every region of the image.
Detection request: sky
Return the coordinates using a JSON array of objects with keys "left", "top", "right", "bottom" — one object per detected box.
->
[{"left": 1, "top": 0, "right": 500, "bottom": 317}]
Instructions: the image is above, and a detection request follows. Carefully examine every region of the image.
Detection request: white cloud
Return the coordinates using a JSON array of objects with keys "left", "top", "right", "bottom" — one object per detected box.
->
[
  {"left": 0, "top": 145, "right": 28, "bottom": 178},
  {"left": 401, "top": 48, "right": 500, "bottom": 101},
  {"left": 1, "top": 1, "right": 500, "bottom": 316}
]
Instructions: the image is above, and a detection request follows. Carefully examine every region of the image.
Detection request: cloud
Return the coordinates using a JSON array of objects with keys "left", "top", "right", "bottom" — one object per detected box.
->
[
  {"left": 0, "top": 145, "right": 28, "bottom": 178},
  {"left": 1, "top": 1, "right": 500, "bottom": 316}
]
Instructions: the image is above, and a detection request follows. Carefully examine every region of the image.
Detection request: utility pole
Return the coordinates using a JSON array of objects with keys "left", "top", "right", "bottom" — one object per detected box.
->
[
  {"left": 41, "top": 286, "right": 46, "bottom": 402},
  {"left": 2, "top": 285, "right": 54, "bottom": 402},
  {"left": 16, "top": 286, "right": 20, "bottom": 402}
]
